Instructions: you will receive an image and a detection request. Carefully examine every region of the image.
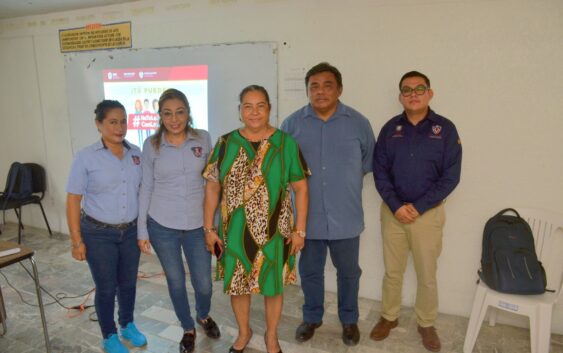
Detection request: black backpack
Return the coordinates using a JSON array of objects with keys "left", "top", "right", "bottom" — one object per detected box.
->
[
  {"left": 478, "top": 208, "right": 547, "bottom": 294},
  {"left": 6, "top": 162, "right": 33, "bottom": 200}
]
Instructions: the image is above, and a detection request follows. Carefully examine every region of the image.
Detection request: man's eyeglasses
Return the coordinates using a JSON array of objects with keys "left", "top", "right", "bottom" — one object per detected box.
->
[{"left": 400, "top": 85, "right": 430, "bottom": 97}]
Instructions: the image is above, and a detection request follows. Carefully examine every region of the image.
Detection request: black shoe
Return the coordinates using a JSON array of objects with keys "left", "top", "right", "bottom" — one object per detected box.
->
[
  {"left": 342, "top": 324, "right": 360, "bottom": 346},
  {"left": 264, "top": 331, "right": 283, "bottom": 353},
  {"left": 197, "top": 316, "right": 221, "bottom": 338},
  {"left": 228, "top": 329, "right": 253, "bottom": 353},
  {"left": 295, "top": 321, "right": 322, "bottom": 342},
  {"left": 228, "top": 346, "right": 245, "bottom": 353},
  {"left": 180, "top": 330, "right": 196, "bottom": 353}
]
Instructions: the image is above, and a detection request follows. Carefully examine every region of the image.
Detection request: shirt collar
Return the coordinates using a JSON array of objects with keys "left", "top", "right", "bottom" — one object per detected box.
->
[
  {"left": 399, "top": 107, "right": 437, "bottom": 125},
  {"left": 304, "top": 101, "right": 349, "bottom": 120},
  {"left": 95, "top": 139, "right": 131, "bottom": 150},
  {"left": 160, "top": 130, "right": 197, "bottom": 147}
]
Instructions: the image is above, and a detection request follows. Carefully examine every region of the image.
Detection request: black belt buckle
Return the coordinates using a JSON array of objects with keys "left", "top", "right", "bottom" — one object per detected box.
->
[
  {"left": 112, "top": 221, "right": 134, "bottom": 230},
  {"left": 82, "top": 212, "right": 135, "bottom": 230}
]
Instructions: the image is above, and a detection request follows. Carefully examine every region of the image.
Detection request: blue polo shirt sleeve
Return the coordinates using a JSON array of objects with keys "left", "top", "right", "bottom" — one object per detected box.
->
[
  {"left": 279, "top": 117, "right": 291, "bottom": 134},
  {"left": 360, "top": 118, "right": 376, "bottom": 175},
  {"left": 137, "top": 138, "right": 155, "bottom": 240},
  {"left": 373, "top": 124, "right": 404, "bottom": 213},
  {"left": 412, "top": 125, "right": 462, "bottom": 214},
  {"left": 66, "top": 151, "right": 87, "bottom": 195}
]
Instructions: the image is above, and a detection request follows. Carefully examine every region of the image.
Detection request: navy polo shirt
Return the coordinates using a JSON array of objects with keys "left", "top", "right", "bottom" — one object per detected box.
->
[{"left": 373, "top": 109, "right": 462, "bottom": 214}]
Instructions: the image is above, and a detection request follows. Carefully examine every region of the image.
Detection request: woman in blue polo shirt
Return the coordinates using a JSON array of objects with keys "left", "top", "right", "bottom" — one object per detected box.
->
[
  {"left": 66, "top": 100, "right": 146, "bottom": 353},
  {"left": 137, "top": 89, "right": 220, "bottom": 353}
]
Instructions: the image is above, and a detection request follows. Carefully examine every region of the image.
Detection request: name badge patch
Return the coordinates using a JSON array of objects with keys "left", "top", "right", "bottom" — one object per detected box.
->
[
  {"left": 430, "top": 125, "right": 442, "bottom": 139},
  {"left": 191, "top": 146, "right": 203, "bottom": 158},
  {"left": 392, "top": 125, "right": 403, "bottom": 137}
]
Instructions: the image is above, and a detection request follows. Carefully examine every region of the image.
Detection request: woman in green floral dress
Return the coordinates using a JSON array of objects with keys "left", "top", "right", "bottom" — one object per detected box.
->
[{"left": 203, "top": 85, "right": 309, "bottom": 353}]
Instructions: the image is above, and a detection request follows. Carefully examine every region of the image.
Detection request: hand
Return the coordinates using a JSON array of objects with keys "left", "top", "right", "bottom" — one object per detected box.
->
[
  {"left": 138, "top": 239, "right": 152, "bottom": 254},
  {"left": 71, "top": 243, "right": 86, "bottom": 261},
  {"left": 205, "top": 229, "right": 223, "bottom": 253},
  {"left": 286, "top": 232, "right": 305, "bottom": 255},
  {"left": 394, "top": 205, "right": 417, "bottom": 224},
  {"left": 405, "top": 203, "right": 420, "bottom": 218}
]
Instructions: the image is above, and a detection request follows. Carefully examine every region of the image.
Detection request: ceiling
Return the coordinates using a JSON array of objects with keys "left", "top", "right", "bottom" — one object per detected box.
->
[{"left": 0, "top": 0, "right": 140, "bottom": 20}]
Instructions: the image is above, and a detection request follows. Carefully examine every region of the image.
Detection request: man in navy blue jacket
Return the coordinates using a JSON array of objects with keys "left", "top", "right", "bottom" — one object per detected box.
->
[{"left": 371, "top": 71, "right": 462, "bottom": 352}]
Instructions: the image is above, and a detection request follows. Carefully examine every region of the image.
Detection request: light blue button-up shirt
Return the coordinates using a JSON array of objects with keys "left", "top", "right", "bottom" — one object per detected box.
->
[
  {"left": 138, "top": 129, "right": 211, "bottom": 240},
  {"left": 281, "top": 102, "right": 376, "bottom": 240},
  {"left": 66, "top": 139, "right": 142, "bottom": 224}
]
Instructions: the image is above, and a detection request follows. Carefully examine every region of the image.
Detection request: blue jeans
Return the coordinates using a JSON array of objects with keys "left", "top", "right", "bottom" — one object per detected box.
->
[
  {"left": 81, "top": 218, "right": 140, "bottom": 339},
  {"left": 299, "top": 237, "right": 361, "bottom": 325},
  {"left": 147, "top": 217, "right": 212, "bottom": 330}
]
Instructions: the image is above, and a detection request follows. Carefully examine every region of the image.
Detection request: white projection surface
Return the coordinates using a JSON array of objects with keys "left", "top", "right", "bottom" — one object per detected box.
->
[
  {"left": 102, "top": 65, "right": 208, "bottom": 149},
  {"left": 64, "top": 42, "right": 277, "bottom": 153}
]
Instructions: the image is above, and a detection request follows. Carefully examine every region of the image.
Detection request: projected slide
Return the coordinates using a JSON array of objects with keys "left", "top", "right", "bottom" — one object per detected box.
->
[{"left": 103, "top": 65, "right": 208, "bottom": 148}]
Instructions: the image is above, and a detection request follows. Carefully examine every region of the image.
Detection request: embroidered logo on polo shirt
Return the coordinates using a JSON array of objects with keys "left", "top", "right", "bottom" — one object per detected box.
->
[
  {"left": 430, "top": 125, "right": 442, "bottom": 139},
  {"left": 392, "top": 125, "right": 403, "bottom": 137},
  {"left": 191, "top": 146, "right": 203, "bottom": 157},
  {"left": 131, "top": 155, "right": 141, "bottom": 165}
]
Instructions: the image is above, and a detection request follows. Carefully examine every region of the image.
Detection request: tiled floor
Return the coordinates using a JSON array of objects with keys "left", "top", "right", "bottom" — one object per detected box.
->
[{"left": 0, "top": 223, "right": 562, "bottom": 353}]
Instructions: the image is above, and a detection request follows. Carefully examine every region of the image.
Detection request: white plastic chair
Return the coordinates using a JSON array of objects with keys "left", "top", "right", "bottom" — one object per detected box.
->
[{"left": 463, "top": 208, "right": 563, "bottom": 353}]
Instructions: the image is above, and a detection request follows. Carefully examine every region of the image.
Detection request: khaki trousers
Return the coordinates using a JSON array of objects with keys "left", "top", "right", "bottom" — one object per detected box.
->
[{"left": 380, "top": 202, "right": 445, "bottom": 327}]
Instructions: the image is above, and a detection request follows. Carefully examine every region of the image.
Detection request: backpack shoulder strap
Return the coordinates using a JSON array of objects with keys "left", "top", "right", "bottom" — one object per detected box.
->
[{"left": 5, "top": 162, "right": 23, "bottom": 198}]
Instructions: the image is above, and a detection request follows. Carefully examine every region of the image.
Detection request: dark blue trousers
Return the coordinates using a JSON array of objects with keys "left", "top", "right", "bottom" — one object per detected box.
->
[{"left": 299, "top": 236, "right": 362, "bottom": 325}]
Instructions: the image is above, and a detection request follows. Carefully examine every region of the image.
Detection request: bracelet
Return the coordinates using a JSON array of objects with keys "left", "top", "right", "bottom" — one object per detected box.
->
[
  {"left": 293, "top": 230, "right": 306, "bottom": 238},
  {"left": 203, "top": 227, "right": 217, "bottom": 234},
  {"left": 70, "top": 240, "right": 83, "bottom": 249}
]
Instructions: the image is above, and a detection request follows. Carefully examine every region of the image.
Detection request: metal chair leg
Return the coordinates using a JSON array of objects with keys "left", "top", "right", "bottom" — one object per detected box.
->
[
  {"left": 37, "top": 202, "right": 53, "bottom": 236},
  {"left": 15, "top": 207, "right": 23, "bottom": 244},
  {"left": 0, "top": 288, "right": 6, "bottom": 336},
  {"left": 29, "top": 256, "right": 51, "bottom": 353}
]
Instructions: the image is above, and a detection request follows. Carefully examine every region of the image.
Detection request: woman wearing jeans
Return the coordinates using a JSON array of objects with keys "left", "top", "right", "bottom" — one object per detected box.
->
[
  {"left": 137, "top": 89, "right": 220, "bottom": 353},
  {"left": 66, "top": 100, "right": 147, "bottom": 353}
]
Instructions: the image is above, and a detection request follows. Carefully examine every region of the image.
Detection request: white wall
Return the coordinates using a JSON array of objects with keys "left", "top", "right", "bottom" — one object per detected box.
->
[{"left": 1, "top": 0, "right": 562, "bottom": 333}]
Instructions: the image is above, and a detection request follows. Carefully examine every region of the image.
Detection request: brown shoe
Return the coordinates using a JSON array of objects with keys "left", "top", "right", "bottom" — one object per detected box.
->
[
  {"left": 417, "top": 325, "right": 441, "bottom": 352},
  {"left": 369, "top": 317, "right": 398, "bottom": 341}
]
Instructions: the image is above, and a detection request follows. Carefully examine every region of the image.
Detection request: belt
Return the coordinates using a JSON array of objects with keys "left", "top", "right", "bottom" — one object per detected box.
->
[{"left": 81, "top": 212, "right": 136, "bottom": 230}]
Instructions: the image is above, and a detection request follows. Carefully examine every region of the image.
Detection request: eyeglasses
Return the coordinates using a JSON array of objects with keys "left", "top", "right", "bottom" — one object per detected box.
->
[{"left": 400, "top": 85, "right": 430, "bottom": 97}]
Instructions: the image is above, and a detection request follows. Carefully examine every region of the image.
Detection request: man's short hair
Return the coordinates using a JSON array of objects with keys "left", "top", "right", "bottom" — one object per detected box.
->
[
  {"left": 399, "top": 71, "right": 431, "bottom": 88},
  {"left": 305, "top": 62, "right": 343, "bottom": 88}
]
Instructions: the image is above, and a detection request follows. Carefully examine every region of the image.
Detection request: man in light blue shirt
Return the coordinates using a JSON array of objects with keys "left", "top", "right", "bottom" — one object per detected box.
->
[{"left": 280, "top": 62, "right": 375, "bottom": 346}]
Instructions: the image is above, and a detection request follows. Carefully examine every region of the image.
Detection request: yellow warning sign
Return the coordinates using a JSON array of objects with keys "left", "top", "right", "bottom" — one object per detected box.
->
[{"left": 59, "top": 22, "right": 132, "bottom": 53}]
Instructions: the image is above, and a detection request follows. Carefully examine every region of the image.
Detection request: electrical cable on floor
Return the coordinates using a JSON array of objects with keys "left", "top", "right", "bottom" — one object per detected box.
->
[
  {"left": 0, "top": 266, "right": 164, "bottom": 322},
  {"left": 0, "top": 265, "right": 95, "bottom": 315}
]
